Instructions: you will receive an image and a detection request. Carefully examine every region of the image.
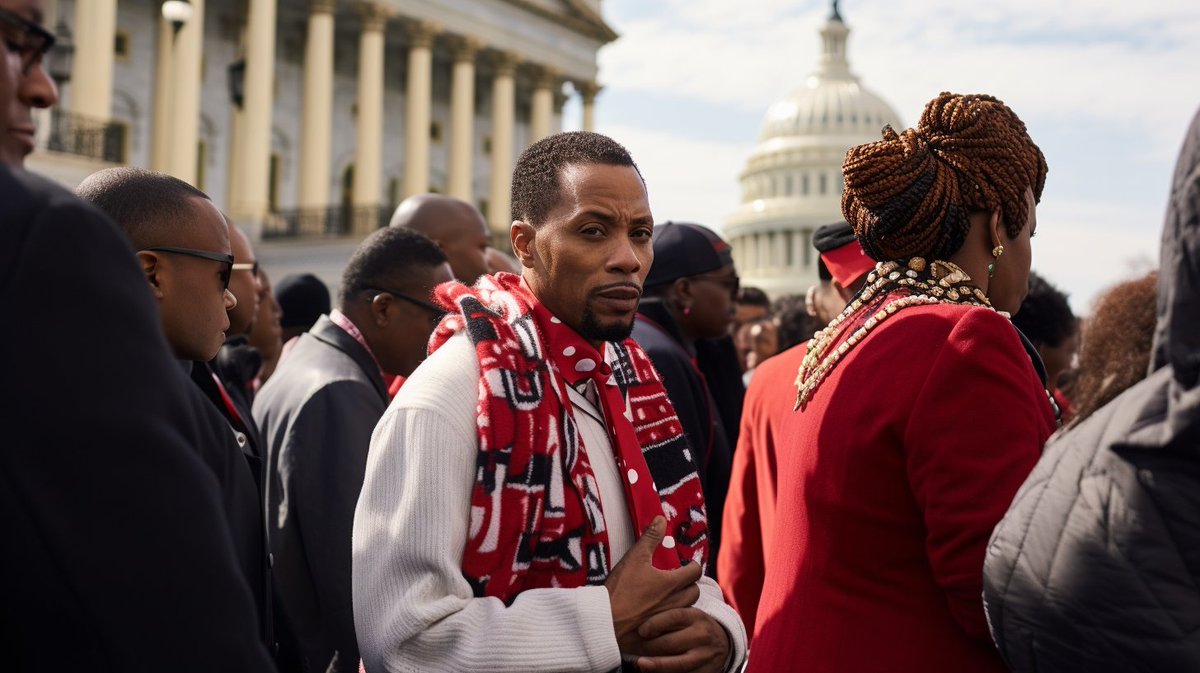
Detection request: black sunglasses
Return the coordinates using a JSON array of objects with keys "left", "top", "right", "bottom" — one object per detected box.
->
[
  {"left": 368, "top": 287, "right": 448, "bottom": 320},
  {"left": 141, "top": 245, "right": 235, "bottom": 291},
  {"left": 0, "top": 8, "right": 56, "bottom": 75}
]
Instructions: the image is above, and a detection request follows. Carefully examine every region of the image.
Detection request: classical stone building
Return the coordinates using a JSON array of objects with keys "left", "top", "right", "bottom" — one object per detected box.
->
[
  {"left": 724, "top": 4, "right": 901, "bottom": 299},
  {"left": 28, "top": 0, "right": 614, "bottom": 241}
]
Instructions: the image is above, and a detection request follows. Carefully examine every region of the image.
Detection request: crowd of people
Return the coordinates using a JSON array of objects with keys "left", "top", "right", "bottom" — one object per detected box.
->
[{"left": 5, "top": 2, "right": 1200, "bottom": 671}]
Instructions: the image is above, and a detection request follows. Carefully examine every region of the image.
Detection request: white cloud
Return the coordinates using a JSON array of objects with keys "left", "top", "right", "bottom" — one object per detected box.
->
[{"left": 596, "top": 123, "right": 750, "bottom": 226}]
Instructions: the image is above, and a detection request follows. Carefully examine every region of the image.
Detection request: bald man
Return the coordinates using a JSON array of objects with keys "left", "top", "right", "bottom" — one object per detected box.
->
[{"left": 389, "top": 194, "right": 490, "bottom": 283}]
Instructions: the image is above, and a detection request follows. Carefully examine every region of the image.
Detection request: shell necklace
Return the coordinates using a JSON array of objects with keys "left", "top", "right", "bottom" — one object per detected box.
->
[{"left": 794, "top": 257, "right": 1008, "bottom": 410}]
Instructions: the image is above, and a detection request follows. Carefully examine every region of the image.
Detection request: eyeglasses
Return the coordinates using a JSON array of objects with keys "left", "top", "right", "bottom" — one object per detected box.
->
[
  {"left": 368, "top": 287, "right": 448, "bottom": 321},
  {"left": 0, "top": 8, "right": 56, "bottom": 75},
  {"left": 691, "top": 271, "right": 741, "bottom": 298},
  {"left": 232, "top": 260, "right": 260, "bottom": 277},
  {"left": 141, "top": 245, "right": 235, "bottom": 290}
]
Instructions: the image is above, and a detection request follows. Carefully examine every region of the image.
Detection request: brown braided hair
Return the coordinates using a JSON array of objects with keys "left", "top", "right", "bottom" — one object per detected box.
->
[{"left": 841, "top": 92, "right": 1048, "bottom": 261}]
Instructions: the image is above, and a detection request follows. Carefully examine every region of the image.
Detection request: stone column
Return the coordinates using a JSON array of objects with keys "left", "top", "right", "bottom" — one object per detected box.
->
[
  {"left": 69, "top": 0, "right": 116, "bottom": 121},
  {"left": 578, "top": 81, "right": 601, "bottom": 132},
  {"left": 352, "top": 2, "right": 388, "bottom": 231},
  {"left": 150, "top": 16, "right": 174, "bottom": 171},
  {"left": 487, "top": 51, "right": 519, "bottom": 232},
  {"left": 402, "top": 20, "right": 440, "bottom": 197},
  {"left": 167, "top": 0, "right": 204, "bottom": 184},
  {"left": 299, "top": 0, "right": 335, "bottom": 213},
  {"left": 447, "top": 36, "right": 483, "bottom": 201},
  {"left": 231, "top": 0, "right": 278, "bottom": 236},
  {"left": 528, "top": 65, "right": 558, "bottom": 143}
]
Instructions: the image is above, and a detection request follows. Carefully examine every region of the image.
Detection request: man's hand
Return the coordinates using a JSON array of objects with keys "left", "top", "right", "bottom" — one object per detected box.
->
[
  {"left": 606, "top": 517, "right": 703, "bottom": 653},
  {"left": 633, "top": 607, "right": 731, "bottom": 673}
]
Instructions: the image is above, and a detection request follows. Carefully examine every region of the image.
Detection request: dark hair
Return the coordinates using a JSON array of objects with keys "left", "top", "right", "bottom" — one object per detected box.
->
[
  {"left": 771, "top": 293, "right": 820, "bottom": 351},
  {"left": 1012, "top": 272, "right": 1076, "bottom": 348},
  {"left": 75, "top": 167, "right": 211, "bottom": 248},
  {"left": 737, "top": 286, "right": 771, "bottom": 309},
  {"left": 1069, "top": 272, "right": 1158, "bottom": 426},
  {"left": 276, "top": 273, "right": 331, "bottom": 330},
  {"left": 510, "top": 131, "right": 641, "bottom": 225},
  {"left": 339, "top": 227, "right": 448, "bottom": 306},
  {"left": 842, "top": 92, "right": 1047, "bottom": 261},
  {"left": 816, "top": 257, "right": 833, "bottom": 282}
]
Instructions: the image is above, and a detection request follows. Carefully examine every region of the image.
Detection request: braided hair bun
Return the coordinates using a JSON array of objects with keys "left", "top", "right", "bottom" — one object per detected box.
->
[{"left": 841, "top": 92, "right": 1047, "bottom": 261}]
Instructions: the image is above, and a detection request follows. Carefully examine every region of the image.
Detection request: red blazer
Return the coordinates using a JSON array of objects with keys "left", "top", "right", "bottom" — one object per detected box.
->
[
  {"left": 718, "top": 342, "right": 807, "bottom": 633},
  {"left": 747, "top": 302, "right": 1055, "bottom": 673}
]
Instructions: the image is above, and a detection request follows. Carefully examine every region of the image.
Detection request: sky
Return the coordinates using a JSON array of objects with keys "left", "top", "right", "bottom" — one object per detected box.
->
[{"left": 560, "top": 0, "right": 1200, "bottom": 313}]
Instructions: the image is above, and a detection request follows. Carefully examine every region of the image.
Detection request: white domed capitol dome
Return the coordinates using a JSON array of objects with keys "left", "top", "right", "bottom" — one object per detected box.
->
[{"left": 724, "top": 2, "right": 902, "bottom": 299}]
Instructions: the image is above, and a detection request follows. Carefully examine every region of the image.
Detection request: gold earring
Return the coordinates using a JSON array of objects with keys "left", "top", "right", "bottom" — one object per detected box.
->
[{"left": 992, "top": 245, "right": 1005, "bottom": 258}]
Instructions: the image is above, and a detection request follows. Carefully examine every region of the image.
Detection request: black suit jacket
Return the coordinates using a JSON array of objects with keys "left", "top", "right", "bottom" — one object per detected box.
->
[
  {"left": 0, "top": 165, "right": 276, "bottom": 671},
  {"left": 253, "top": 316, "right": 390, "bottom": 673}
]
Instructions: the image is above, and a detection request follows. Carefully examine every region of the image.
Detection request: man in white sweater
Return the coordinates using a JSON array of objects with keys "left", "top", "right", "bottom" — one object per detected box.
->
[{"left": 353, "top": 132, "right": 748, "bottom": 673}]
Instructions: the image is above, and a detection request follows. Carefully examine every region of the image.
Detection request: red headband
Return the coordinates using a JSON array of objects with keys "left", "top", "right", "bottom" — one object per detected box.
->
[{"left": 821, "top": 239, "right": 875, "bottom": 287}]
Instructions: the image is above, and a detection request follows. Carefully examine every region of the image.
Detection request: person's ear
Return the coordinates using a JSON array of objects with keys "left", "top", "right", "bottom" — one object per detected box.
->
[
  {"left": 510, "top": 220, "right": 537, "bottom": 269},
  {"left": 672, "top": 277, "right": 694, "bottom": 311},
  {"left": 988, "top": 208, "right": 1006, "bottom": 249},
  {"left": 136, "top": 251, "right": 165, "bottom": 300},
  {"left": 369, "top": 293, "right": 392, "bottom": 328}
]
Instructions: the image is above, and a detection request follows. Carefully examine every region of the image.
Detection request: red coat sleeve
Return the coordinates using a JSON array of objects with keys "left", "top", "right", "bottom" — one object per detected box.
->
[
  {"left": 718, "top": 408, "right": 763, "bottom": 633},
  {"left": 902, "top": 308, "right": 1054, "bottom": 643}
]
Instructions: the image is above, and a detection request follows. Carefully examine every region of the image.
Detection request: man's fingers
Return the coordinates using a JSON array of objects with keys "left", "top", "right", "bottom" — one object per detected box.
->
[
  {"left": 633, "top": 516, "right": 667, "bottom": 558},
  {"left": 655, "top": 584, "right": 701, "bottom": 614},
  {"left": 661, "top": 559, "right": 703, "bottom": 591},
  {"left": 637, "top": 607, "right": 697, "bottom": 640},
  {"left": 635, "top": 650, "right": 708, "bottom": 673}
]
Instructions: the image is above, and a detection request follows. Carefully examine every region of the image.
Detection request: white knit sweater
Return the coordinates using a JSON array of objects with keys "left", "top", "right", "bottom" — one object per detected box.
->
[{"left": 352, "top": 333, "right": 747, "bottom": 672}]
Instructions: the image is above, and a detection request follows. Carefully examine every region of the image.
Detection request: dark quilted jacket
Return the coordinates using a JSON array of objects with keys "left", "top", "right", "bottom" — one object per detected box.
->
[{"left": 982, "top": 106, "right": 1200, "bottom": 672}]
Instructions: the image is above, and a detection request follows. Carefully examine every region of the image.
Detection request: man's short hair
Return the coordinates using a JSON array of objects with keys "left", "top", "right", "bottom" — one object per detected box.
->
[
  {"left": 75, "top": 167, "right": 210, "bottom": 248},
  {"left": 1012, "top": 271, "right": 1076, "bottom": 347},
  {"left": 339, "top": 227, "right": 449, "bottom": 306},
  {"left": 737, "top": 286, "right": 771, "bottom": 309},
  {"left": 510, "top": 131, "right": 641, "bottom": 226}
]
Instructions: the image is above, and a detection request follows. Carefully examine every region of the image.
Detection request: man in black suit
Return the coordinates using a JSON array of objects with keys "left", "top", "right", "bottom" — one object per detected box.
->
[
  {"left": 0, "top": 165, "right": 276, "bottom": 670},
  {"left": 75, "top": 166, "right": 276, "bottom": 655},
  {"left": 253, "top": 227, "right": 453, "bottom": 673}
]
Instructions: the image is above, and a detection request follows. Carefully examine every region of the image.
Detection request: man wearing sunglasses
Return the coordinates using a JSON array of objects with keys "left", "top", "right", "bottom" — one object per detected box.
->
[
  {"left": 0, "top": 0, "right": 56, "bottom": 167},
  {"left": 76, "top": 166, "right": 278, "bottom": 660},
  {"left": 253, "top": 226, "right": 452, "bottom": 673}
]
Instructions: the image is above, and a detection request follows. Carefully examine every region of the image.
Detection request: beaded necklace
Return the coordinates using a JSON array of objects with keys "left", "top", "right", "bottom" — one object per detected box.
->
[{"left": 794, "top": 257, "right": 1009, "bottom": 410}]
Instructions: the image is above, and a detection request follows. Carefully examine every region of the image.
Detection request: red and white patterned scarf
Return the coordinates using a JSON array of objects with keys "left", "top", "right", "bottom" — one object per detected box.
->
[{"left": 430, "top": 273, "right": 709, "bottom": 604}]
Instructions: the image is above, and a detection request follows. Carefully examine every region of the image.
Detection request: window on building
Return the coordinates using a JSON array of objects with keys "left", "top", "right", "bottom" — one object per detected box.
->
[
  {"left": 819, "top": 172, "right": 828, "bottom": 195},
  {"left": 388, "top": 178, "right": 400, "bottom": 209},
  {"left": 195, "top": 140, "right": 207, "bottom": 191},
  {"left": 268, "top": 154, "right": 281, "bottom": 212},
  {"left": 802, "top": 173, "right": 810, "bottom": 195},
  {"left": 482, "top": 136, "right": 492, "bottom": 155},
  {"left": 785, "top": 174, "right": 794, "bottom": 196},
  {"left": 478, "top": 199, "right": 489, "bottom": 220},
  {"left": 430, "top": 121, "right": 443, "bottom": 142},
  {"left": 114, "top": 30, "right": 130, "bottom": 61}
]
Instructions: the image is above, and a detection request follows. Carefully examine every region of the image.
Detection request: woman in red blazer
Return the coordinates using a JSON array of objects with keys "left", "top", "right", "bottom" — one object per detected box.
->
[{"left": 747, "top": 92, "right": 1057, "bottom": 673}]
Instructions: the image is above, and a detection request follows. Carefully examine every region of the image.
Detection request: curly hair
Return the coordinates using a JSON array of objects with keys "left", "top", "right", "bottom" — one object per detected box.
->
[
  {"left": 1012, "top": 272, "right": 1076, "bottom": 348},
  {"left": 1069, "top": 271, "right": 1158, "bottom": 426},
  {"left": 510, "top": 131, "right": 642, "bottom": 226},
  {"left": 841, "top": 92, "right": 1047, "bottom": 261}
]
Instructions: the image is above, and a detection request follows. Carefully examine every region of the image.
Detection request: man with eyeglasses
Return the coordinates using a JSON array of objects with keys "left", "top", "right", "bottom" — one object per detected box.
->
[
  {"left": 75, "top": 166, "right": 278, "bottom": 660},
  {"left": 253, "top": 226, "right": 452, "bottom": 673},
  {"left": 0, "top": 0, "right": 56, "bottom": 167}
]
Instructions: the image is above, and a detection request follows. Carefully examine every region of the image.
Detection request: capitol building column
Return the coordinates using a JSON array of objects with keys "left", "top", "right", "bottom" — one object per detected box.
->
[
  {"left": 488, "top": 51, "right": 519, "bottom": 232},
  {"left": 231, "top": 0, "right": 278, "bottom": 235},
  {"left": 578, "top": 81, "right": 600, "bottom": 132},
  {"left": 298, "top": 0, "right": 336, "bottom": 216},
  {"left": 447, "top": 36, "right": 483, "bottom": 201},
  {"left": 167, "top": 0, "right": 204, "bottom": 184},
  {"left": 69, "top": 0, "right": 115, "bottom": 121},
  {"left": 352, "top": 3, "right": 389, "bottom": 232},
  {"left": 529, "top": 65, "right": 558, "bottom": 142},
  {"left": 402, "top": 20, "right": 440, "bottom": 197}
]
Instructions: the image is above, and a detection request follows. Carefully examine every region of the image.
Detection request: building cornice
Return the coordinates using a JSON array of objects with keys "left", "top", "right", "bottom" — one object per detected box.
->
[{"left": 497, "top": 0, "right": 618, "bottom": 43}]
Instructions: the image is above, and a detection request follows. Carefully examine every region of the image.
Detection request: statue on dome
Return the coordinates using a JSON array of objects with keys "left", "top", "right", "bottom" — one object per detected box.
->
[{"left": 830, "top": 0, "right": 843, "bottom": 21}]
